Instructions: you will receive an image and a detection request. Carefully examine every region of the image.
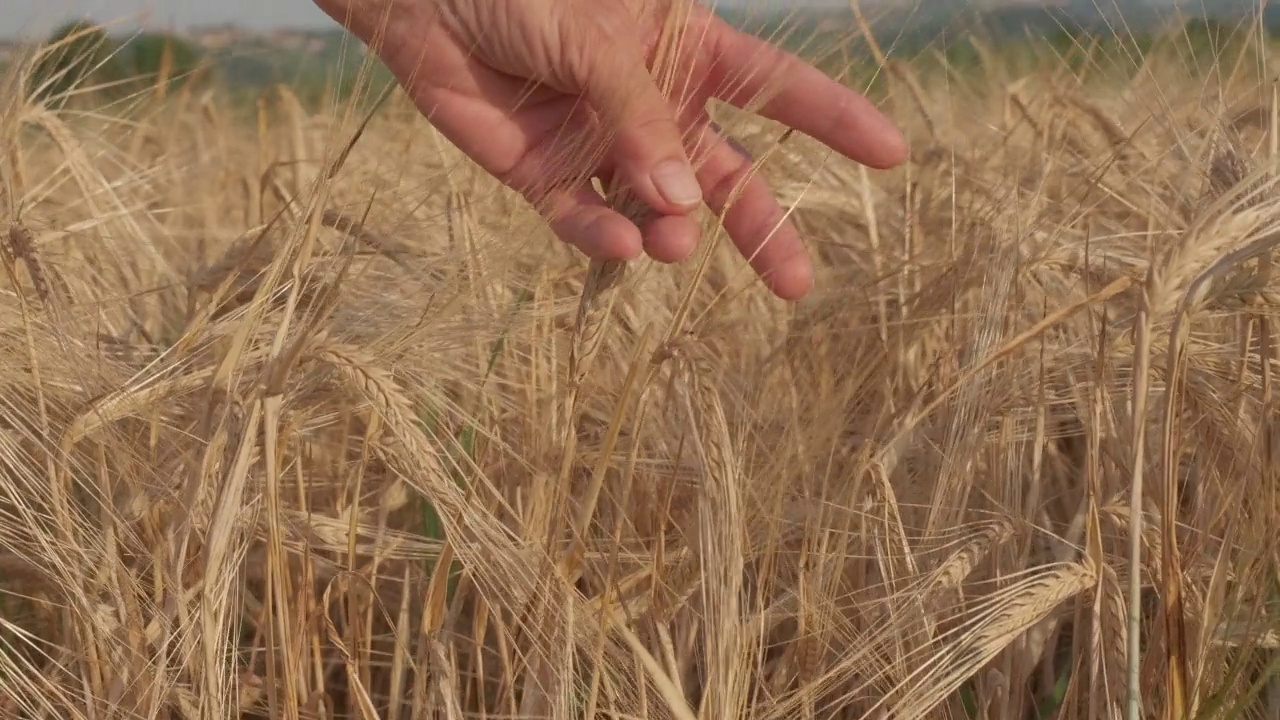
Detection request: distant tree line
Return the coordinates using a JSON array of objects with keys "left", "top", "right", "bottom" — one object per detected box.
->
[
  {"left": 26, "top": 20, "right": 206, "bottom": 104},
  {"left": 17, "top": 11, "right": 1280, "bottom": 110},
  {"left": 23, "top": 19, "right": 390, "bottom": 109},
  {"left": 865, "top": 11, "right": 1276, "bottom": 81}
]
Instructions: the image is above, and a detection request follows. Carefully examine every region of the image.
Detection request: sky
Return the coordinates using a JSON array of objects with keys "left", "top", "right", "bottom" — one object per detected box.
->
[
  {"left": 4, "top": 0, "right": 854, "bottom": 38},
  {"left": 7, "top": 0, "right": 333, "bottom": 38},
  {"left": 2, "top": 0, "right": 832, "bottom": 39},
  {"left": 2, "top": 1, "right": 1192, "bottom": 40}
]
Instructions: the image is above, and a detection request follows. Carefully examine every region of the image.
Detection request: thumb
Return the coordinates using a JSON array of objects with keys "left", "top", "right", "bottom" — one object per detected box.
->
[{"left": 575, "top": 31, "right": 702, "bottom": 216}]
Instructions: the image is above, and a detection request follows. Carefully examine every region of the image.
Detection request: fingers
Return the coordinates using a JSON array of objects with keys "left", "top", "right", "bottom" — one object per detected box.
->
[
  {"left": 690, "top": 121, "right": 813, "bottom": 300},
  {"left": 540, "top": 178, "right": 700, "bottom": 266},
  {"left": 703, "top": 19, "right": 908, "bottom": 170},
  {"left": 540, "top": 181, "right": 646, "bottom": 261},
  {"left": 639, "top": 214, "right": 702, "bottom": 264},
  {"left": 570, "top": 12, "right": 704, "bottom": 218},
  {"left": 594, "top": 116, "right": 815, "bottom": 300},
  {"left": 591, "top": 168, "right": 702, "bottom": 266}
]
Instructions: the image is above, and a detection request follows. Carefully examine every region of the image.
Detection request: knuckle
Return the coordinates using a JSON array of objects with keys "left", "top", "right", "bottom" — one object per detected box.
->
[
  {"left": 624, "top": 110, "right": 680, "bottom": 138},
  {"left": 561, "top": 5, "right": 634, "bottom": 76},
  {"left": 704, "top": 160, "right": 753, "bottom": 210}
]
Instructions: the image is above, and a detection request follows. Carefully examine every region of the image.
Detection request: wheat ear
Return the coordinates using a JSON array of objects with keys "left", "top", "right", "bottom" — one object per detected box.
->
[{"left": 553, "top": 0, "right": 695, "bottom": 540}]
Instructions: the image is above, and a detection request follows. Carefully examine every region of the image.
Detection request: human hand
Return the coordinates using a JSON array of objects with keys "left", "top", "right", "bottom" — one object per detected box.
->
[{"left": 313, "top": 0, "right": 907, "bottom": 300}]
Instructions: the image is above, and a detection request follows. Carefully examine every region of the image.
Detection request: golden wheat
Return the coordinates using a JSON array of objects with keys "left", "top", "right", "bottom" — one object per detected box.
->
[{"left": 2, "top": 4, "right": 1280, "bottom": 720}]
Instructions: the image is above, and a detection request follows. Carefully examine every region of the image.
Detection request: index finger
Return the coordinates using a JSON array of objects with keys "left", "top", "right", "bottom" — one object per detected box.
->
[{"left": 701, "top": 20, "right": 908, "bottom": 170}]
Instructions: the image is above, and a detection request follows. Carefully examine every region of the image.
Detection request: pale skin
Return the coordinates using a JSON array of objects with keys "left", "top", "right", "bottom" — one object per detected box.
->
[{"left": 311, "top": 0, "right": 908, "bottom": 300}]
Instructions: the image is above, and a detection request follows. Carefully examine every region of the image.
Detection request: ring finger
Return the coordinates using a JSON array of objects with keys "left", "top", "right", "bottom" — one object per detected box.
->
[{"left": 690, "top": 119, "right": 812, "bottom": 300}]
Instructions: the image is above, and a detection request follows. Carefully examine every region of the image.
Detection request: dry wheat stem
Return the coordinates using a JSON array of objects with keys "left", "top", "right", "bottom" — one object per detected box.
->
[{"left": 7, "top": 11, "right": 1280, "bottom": 720}]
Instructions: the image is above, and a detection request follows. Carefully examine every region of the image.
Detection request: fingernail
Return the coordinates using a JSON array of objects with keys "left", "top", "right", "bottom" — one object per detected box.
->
[{"left": 652, "top": 160, "right": 702, "bottom": 208}]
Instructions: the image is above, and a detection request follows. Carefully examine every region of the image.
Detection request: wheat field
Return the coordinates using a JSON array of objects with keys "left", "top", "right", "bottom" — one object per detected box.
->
[{"left": 1, "top": 4, "right": 1279, "bottom": 720}]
